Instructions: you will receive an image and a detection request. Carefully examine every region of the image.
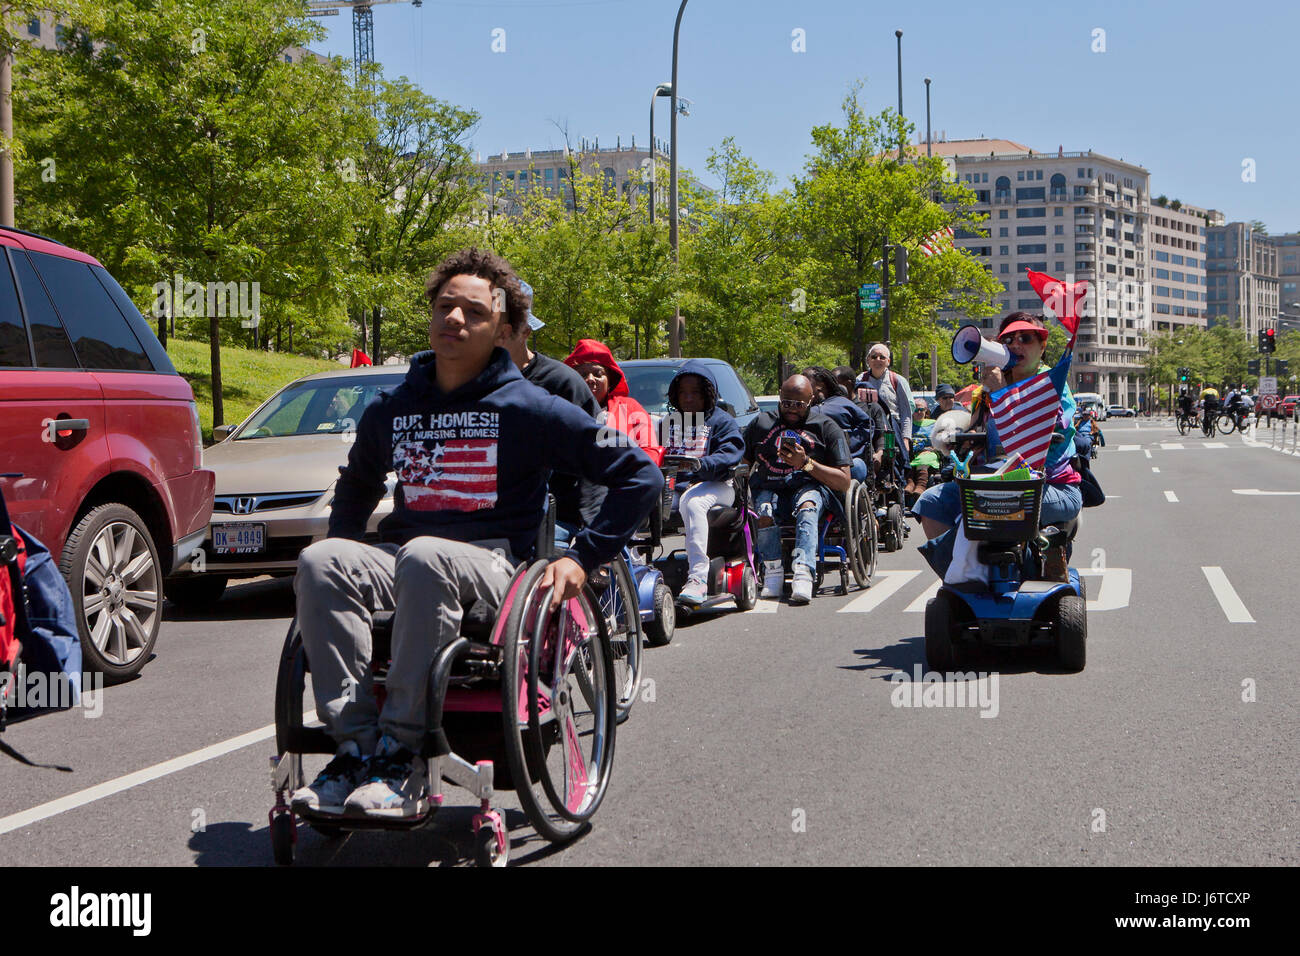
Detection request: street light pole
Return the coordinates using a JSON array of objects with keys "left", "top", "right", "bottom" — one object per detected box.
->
[
  {"left": 648, "top": 83, "right": 670, "bottom": 225},
  {"left": 669, "top": 0, "right": 689, "bottom": 358},
  {"left": 895, "top": 30, "right": 904, "bottom": 161},
  {"left": 924, "top": 77, "right": 932, "bottom": 158},
  {"left": 0, "top": 25, "right": 12, "bottom": 228}
]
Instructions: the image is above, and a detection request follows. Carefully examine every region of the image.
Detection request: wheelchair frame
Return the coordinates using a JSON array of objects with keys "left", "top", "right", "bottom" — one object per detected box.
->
[{"left": 270, "top": 511, "right": 619, "bottom": 867}]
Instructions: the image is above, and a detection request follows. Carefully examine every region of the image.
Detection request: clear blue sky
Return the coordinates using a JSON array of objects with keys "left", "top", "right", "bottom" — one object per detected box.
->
[{"left": 309, "top": 0, "right": 1298, "bottom": 233}]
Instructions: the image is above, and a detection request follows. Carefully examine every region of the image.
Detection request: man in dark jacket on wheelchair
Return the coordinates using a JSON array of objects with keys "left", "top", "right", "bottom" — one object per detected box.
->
[{"left": 291, "top": 248, "right": 662, "bottom": 820}]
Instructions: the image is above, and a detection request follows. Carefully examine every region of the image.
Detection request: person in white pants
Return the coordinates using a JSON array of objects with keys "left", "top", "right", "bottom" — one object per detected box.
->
[{"left": 659, "top": 361, "right": 745, "bottom": 605}]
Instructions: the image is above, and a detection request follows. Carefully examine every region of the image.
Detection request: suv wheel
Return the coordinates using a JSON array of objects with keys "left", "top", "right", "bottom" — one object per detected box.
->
[{"left": 60, "top": 503, "right": 162, "bottom": 682}]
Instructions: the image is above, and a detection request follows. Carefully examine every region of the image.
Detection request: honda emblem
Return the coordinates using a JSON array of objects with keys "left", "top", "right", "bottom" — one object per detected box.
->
[{"left": 233, "top": 497, "right": 256, "bottom": 515}]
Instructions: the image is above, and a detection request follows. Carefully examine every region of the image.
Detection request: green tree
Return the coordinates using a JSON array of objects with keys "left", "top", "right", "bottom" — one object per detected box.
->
[
  {"left": 678, "top": 138, "right": 798, "bottom": 370},
  {"left": 15, "top": 0, "right": 363, "bottom": 425},
  {"left": 788, "top": 83, "right": 1001, "bottom": 368},
  {"left": 348, "top": 69, "right": 480, "bottom": 363}
]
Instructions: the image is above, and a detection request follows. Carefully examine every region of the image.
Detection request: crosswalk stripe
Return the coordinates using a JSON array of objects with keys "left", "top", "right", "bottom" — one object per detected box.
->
[
  {"left": 1159, "top": 443, "right": 1184, "bottom": 449},
  {"left": 904, "top": 579, "right": 942, "bottom": 612},
  {"left": 1079, "top": 568, "right": 1132, "bottom": 612},
  {"left": 1204, "top": 442, "right": 1228, "bottom": 448},
  {"left": 1151, "top": 466, "right": 1160, "bottom": 472},
  {"left": 1164, "top": 490, "right": 1179, "bottom": 502},
  {"left": 837, "top": 569, "right": 921, "bottom": 613},
  {"left": 1117, "top": 444, "right": 1142, "bottom": 451},
  {"left": 1201, "top": 566, "right": 1254, "bottom": 623},
  {"left": 750, "top": 597, "right": 780, "bottom": 613}
]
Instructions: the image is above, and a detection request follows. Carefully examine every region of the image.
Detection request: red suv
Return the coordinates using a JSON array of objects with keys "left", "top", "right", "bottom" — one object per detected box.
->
[{"left": 0, "top": 227, "right": 214, "bottom": 680}]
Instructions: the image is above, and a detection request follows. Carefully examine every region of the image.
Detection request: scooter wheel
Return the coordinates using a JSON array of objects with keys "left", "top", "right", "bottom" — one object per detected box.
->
[
  {"left": 643, "top": 582, "right": 675, "bottom": 646},
  {"left": 734, "top": 565, "right": 758, "bottom": 611},
  {"left": 924, "top": 595, "right": 958, "bottom": 672},
  {"left": 1055, "top": 595, "right": 1087, "bottom": 673}
]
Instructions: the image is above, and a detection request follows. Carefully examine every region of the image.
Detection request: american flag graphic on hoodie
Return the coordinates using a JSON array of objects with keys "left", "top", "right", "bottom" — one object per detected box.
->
[{"left": 394, "top": 438, "right": 499, "bottom": 512}]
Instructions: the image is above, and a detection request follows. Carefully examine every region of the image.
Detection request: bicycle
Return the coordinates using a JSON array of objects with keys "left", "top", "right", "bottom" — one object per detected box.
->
[
  {"left": 1175, "top": 411, "right": 1197, "bottom": 436},
  {"left": 1201, "top": 411, "right": 1217, "bottom": 438}
]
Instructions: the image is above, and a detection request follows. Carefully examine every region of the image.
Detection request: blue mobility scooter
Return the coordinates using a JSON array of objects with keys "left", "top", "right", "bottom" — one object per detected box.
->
[{"left": 923, "top": 459, "right": 1087, "bottom": 673}]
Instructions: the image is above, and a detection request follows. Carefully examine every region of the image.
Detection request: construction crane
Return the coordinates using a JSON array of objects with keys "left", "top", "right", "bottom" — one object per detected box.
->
[{"left": 308, "top": 0, "right": 423, "bottom": 84}]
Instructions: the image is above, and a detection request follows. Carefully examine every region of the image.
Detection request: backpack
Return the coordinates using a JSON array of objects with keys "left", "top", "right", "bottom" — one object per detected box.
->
[{"left": 1, "top": 483, "right": 30, "bottom": 728}]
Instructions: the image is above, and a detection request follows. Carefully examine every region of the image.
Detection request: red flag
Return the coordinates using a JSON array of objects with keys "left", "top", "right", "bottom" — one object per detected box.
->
[
  {"left": 1025, "top": 270, "right": 1087, "bottom": 342},
  {"left": 350, "top": 349, "right": 372, "bottom": 368}
]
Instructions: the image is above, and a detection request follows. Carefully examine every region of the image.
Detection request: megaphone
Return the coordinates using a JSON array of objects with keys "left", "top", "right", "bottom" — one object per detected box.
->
[{"left": 951, "top": 324, "right": 1015, "bottom": 370}]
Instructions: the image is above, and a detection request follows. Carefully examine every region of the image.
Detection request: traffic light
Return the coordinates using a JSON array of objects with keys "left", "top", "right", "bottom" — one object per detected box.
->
[
  {"left": 1277, "top": 359, "right": 1290, "bottom": 378},
  {"left": 1178, "top": 367, "right": 1190, "bottom": 383},
  {"left": 1259, "top": 327, "right": 1277, "bottom": 353},
  {"left": 1248, "top": 358, "right": 1261, "bottom": 376}
]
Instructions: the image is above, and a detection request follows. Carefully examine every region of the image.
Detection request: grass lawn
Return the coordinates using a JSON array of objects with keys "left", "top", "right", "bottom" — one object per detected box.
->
[{"left": 166, "top": 338, "right": 341, "bottom": 442}]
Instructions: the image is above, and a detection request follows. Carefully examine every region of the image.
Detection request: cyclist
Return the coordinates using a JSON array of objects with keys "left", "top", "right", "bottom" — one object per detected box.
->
[
  {"left": 1200, "top": 385, "right": 1221, "bottom": 434},
  {"left": 1224, "top": 387, "right": 1251, "bottom": 428},
  {"left": 290, "top": 248, "right": 662, "bottom": 820},
  {"left": 659, "top": 362, "right": 745, "bottom": 606}
]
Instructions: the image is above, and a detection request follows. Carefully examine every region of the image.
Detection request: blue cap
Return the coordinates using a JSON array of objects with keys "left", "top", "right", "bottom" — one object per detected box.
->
[{"left": 518, "top": 280, "right": 544, "bottom": 331}]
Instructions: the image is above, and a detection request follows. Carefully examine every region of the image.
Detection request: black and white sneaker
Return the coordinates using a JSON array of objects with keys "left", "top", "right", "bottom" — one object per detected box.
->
[{"left": 290, "top": 740, "right": 368, "bottom": 816}]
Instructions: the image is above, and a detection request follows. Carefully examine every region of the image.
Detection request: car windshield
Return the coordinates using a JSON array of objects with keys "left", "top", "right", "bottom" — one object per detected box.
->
[
  {"left": 237, "top": 376, "right": 403, "bottom": 439},
  {"left": 622, "top": 366, "right": 677, "bottom": 415}
]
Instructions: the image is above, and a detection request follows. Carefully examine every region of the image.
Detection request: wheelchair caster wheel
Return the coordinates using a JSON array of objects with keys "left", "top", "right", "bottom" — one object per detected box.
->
[
  {"left": 271, "top": 812, "right": 296, "bottom": 866},
  {"left": 473, "top": 811, "right": 509, "bottom": 867}
]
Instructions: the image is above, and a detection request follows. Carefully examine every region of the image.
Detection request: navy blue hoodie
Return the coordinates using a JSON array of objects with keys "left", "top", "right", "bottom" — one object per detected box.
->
[
  {"left": 659, "top": 360, "right": 745, "bottom": 484},
  {"left": 329, "top": 348, "right": 663, "bottom": 570}
]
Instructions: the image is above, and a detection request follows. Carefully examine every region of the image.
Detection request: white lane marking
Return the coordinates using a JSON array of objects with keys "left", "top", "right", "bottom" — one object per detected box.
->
[
  {"left": 904, "top": 579, "right": 942, "bottom": 613},
  {"left": 1079, "top": 568, "right": 1132, "bottom": 612},
  {"left": 1160, "top": 443, "right": 1184, "bottom": 450},
  {"left": 1164, "top": 490, "right": 1179, "bottom": 503},
  {"left": 1204, "top": 442, "right": 1228, "bottom": 448},
  {"left": 1151, "top": 467, "right": 1160, "bottom": 473},
  {"left": 0, "top": 712, "right": 313, "bottom": 836},
  {"left": 1105, "top": 495, "right": 1122, "bottom": 499},
  {"left": 1232, "top": 489, "right": 1300, "bottom": 496},
  {"left": 750, "top": 597, "right": 780, "bottom": 613},
  {"left": 1143, "top": 449, "right": 1153, "bottom": 458},
  {"left": 1117, "top": 444, "right": 1142, "bottom": 451},
  {"left": 1201, "top": 567, "right": 1254, "bottom": 623},
  {"left": 838, "top": 569, "right": 922, "bottom": 613}
]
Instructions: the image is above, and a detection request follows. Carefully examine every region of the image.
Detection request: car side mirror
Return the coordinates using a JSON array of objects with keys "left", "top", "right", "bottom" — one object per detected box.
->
[{"left": 213, "top": 424, "right": 234, "bottom": 443}]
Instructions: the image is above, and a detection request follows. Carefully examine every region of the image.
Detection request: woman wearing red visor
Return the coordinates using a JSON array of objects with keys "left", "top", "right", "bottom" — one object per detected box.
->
[{"left": 912, "top": 311, "right": 1081, "bottom": 582}]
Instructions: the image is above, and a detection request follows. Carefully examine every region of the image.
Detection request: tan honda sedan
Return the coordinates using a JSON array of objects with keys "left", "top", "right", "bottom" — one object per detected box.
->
[{"left": 164, "top": 365, "right": 407, "bottom": 608}]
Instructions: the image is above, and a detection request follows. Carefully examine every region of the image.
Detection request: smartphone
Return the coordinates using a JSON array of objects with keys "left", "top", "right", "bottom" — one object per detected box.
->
[{"left": 780, "top": 429, "right": 800, "bottom": 454}]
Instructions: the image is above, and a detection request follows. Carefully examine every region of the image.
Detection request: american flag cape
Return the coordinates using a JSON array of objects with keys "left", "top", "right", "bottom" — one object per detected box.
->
[
  {"left": 986, "top": 351, "right": 1073, "bottom": 473},
  {"left": 985, "top": 268, "right": 1084, "bottom": 471}
]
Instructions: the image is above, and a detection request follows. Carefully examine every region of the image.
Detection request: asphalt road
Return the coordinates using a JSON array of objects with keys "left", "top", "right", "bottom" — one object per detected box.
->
[{"left": 2, "top": 420, "right": 1296, "bottom": 866}]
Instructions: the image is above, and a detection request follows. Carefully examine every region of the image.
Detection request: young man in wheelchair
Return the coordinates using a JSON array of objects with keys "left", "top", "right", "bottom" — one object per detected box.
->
[
  {"left": 742, "top": 374, "right": 852, "bottom": 605},
  {"left": 658, "top": 361, "right": 746, "bottom": 606},
  {"left": 291, "top": 248, "right": 662, "bottom": 819}
]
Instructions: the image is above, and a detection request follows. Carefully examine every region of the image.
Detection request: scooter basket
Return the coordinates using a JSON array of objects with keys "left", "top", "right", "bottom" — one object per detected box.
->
[{"left": 957, "top": 476, "right": 1044, "bottom": 541}]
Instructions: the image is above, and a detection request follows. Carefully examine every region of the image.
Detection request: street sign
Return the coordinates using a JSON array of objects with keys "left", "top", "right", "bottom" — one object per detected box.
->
[
  {"left": 1260, "top": 376, "right": 1278, "bottom": 396},
  {"left": 1262, "top": 394, "right": 1278, "bottom": 410},
  {"left": 858, "top": 281, "right": 882, "bottom": 311}
]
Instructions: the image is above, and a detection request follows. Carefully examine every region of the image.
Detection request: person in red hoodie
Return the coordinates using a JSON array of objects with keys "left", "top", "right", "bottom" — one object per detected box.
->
[{"left": 564, "top": 339, "right": 664, "bottom": 466}]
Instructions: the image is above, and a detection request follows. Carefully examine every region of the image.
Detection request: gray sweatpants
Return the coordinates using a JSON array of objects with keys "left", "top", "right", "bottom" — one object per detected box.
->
[{"left": 294, "top": 536, "right": 516, "bottom": 754}]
